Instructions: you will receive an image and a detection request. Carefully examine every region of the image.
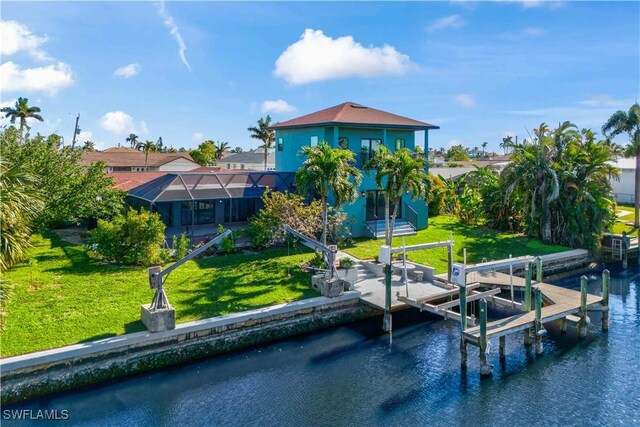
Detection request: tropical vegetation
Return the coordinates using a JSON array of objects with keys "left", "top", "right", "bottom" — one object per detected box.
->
[
  {"left": 602, "top": 103, "right": 640, "bottom": 229},
  {"left": 1, "top": 97, "right": 43, "bottom": 139},
  {"left": 248, "top": 115, "right": 275, "bottom": 170},
  {"left": 295, "top": 141, "right": 361, "bottom": 246}
]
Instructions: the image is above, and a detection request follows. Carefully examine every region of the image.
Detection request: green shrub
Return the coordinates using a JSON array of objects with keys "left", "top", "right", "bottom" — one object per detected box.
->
[
  {"left": 89, "top": 208, "right": 166, "bottom": 265},
  {"left": 172, "top": 233, "right": 190, "bottom": 260},
  {"left": 338, "top": 257, "right": 354, "bottom": 269}
]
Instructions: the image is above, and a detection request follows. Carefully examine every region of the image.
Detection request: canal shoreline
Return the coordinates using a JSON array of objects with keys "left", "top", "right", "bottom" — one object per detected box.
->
[{"left": 0, "top": 249, "right": 598, "bottom": 404}]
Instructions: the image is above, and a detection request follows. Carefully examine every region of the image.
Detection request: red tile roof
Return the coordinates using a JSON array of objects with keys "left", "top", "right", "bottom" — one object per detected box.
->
[
  {"left": 270, "top": 102, "right": 439, "bottom": 130},
  {"left": 108, "top": 172, "right": 168, "bottom": 191}
]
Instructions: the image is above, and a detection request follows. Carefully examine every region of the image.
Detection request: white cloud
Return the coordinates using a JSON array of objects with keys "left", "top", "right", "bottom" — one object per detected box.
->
[
  {"left": 114, "top": 63, "right": 142, "bottom": 78},
  {"left": 580, "top": 94, "right": 633, "bottom": 108},
  {"left": 100, "top": 111, "right": 137, "bottom": 135},
  {"left": 0, "top": 20, "right": 51, "bottom": 60},
  {"left": 453, "top": 94, "right": 476, "bottom": 108},
  {"left": 0, "top": 98, "right": 17, "bottom": 109},
  {"left": 0, "top": 61, "right": 73, "bottom": 95},
  {"left": 274, "top": 29, "right": 413, "bottom": 85},
  {"left": 427, "top": 15, "right": 465, "bottom": 32},
  {"left": 154, "top": 1, "right": 191, "bottom": 71},
  {"left": 261, "top": 99, "right": 297, "bottom": 114},
  {"left": 193, "top": 132, "right": 204, "bottom": 142},
  {"left": 447, "top": 138, "right": 464, "bottom": 147},
  {"left": 496, "top": 1, "right": 564, "bottom": 9},
  {"left": 139, "top": 120, "right": 148, "bottom": 135},
  {"left": 77, "top": 130, "right": 93, "bottom": 142}
]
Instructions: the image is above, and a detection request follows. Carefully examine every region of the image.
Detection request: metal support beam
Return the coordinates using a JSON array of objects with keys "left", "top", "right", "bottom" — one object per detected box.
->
[
  {"left": 435, "top": 288, "right": 500, "bottom": 312},
  {"left": 524, "top": 263, "right": 532, "bottom": 312},
  {"left": 459, "top": 285, "right": 467, "bottom": 332},
  {"left": 384, "top": 263, "right": 392, "bottom": 332}
]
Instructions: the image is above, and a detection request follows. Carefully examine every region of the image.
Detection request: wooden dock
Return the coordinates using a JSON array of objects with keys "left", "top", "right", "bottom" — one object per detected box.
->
[{"left": 463, "top": 282, "right": 602, "bottom": 343}]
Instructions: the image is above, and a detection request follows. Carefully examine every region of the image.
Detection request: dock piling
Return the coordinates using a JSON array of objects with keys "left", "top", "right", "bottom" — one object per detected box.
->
[
  {"left": 479, "top": 298, "right": 493, "bottom": 377},
  {"left": 622, "top": 231, "right": 628, "bottom": 269},
  {"left": 536, "top": 256, "right": 542, "bottom": 283},
  {"left": 460, "top": 338, "right": 468, "bottom": 368},
  {"left": 499, "top": 336, "right": 506, "bottom": 359},
  {"left": 523, "top": 263, "right": 533, "bottom": 345},
  {"left": 459, "top": 285, "right": 467, "bottom": 332},
  {"left": 383, "top": 264, "right": 392, "bottom": 332},
  {"left": 601, "top": 269, "right": 610, "bottom": 331},
  {"left": 534, "top": 287, "right": 545, "bottom": 355},
  {"left": 579, "top": 275, "right": 588, "bottom": 338}
]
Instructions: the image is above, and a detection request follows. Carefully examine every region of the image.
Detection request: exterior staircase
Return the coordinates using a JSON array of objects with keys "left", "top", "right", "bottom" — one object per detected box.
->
[{"left": 365, "top": 219, "right": 416, "bottom": 239}]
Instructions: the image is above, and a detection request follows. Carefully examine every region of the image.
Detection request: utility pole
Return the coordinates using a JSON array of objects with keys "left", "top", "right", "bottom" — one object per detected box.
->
[{"left": 71, "top": 113, "right": 80, "bottom": 149}]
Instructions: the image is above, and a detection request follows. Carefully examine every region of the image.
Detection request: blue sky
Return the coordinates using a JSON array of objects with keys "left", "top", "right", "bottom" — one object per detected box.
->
[{"left": 1, "top": 1, "right": 639, "bottom": 152}]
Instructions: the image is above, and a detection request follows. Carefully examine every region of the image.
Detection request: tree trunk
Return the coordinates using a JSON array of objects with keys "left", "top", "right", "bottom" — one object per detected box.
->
[
  {"left": 385, "top": 194, "right": 391, "bottom": 245},
  {"left": 264, "top": 146, "right": 268, "bottom": 171},
  {"left": 635, "top": 153, "right": 639, "bottom": 228},
  {"left": 145, "top": 152, "right": 149, "bottom": 171},
  {"left": 322, "top": 195, "right": 328, "bottom": 247},
  {"left": 389, "top": 198, "right": 400, "bottom": 245}
]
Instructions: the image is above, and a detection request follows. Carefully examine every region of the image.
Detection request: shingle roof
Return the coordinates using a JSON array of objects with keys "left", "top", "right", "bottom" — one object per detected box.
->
[
  {"left": 81, "top": 151, "right": 197, "bottom": 168},
  {"left": 219, "top": 150, "right": 274, "bottom": 165},
  {"left": 269, "top": 102, "right": 439, "bottom": 130}
]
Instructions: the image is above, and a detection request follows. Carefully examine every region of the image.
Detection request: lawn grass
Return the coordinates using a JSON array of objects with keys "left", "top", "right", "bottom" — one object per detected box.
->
[
  {"left": 611, "top": 205, "right": 638, "bottom": 235},
  {"left": 342, "top": 215, "right": 569, "bottom": 274},
  {"left": 0, "top": 232, "right": 317, "bottom": 357}
]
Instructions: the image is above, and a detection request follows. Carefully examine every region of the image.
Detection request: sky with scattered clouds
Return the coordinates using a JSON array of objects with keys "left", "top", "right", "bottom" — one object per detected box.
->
[{"left": 1, "top": 1, "right": 638, "bottom": 151}]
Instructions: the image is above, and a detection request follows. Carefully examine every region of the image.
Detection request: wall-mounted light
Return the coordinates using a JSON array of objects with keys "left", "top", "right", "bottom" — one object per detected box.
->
[{"left": 361, "top": 191, "right": 366, "bottom": 197}]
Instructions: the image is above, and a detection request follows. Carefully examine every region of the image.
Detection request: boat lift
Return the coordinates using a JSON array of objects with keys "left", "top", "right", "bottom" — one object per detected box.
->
[{"left": 141, "top": 229, "right": 232, "bottom": 332}]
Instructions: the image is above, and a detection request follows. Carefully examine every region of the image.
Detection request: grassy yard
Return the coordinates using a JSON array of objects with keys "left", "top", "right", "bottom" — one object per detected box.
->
[
  {"left": 0, "top": 233, "right": 317, "bottom": 357},
  {"left": 611, "top": 205, "right": 638, "bottom": 235},
  {"left": 343, "top": 215, "right": 569, "bottom": 273}
]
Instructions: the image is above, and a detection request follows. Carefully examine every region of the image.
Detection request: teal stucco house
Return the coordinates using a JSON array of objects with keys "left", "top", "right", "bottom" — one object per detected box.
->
[{"left": 270, "top": 102, "right": 439, "bottom": 238}]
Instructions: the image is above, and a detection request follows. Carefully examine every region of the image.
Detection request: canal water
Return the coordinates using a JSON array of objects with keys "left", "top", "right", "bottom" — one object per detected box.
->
[{"left": 6, "top": 265, "right": 640, "bottom": 426}]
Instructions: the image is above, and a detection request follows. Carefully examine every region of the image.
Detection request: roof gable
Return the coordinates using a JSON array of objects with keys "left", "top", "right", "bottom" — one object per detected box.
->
[{"left": 270, "top": 102, "right": 438, "bottom": 130}]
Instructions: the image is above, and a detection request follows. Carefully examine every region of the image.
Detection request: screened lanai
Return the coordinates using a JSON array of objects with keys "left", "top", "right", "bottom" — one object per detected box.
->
[{"left": 127, "top": 171, "right": 295, "bottom": 240}]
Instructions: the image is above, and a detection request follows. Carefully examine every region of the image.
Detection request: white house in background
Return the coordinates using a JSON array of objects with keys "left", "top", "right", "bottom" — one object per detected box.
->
[
  {"left": 214, "top": 148, "right": 275, "bottom": 171},
  {"left": 610, "top": 157, "right": 637, "bottom": 205},
  {"left": 81, "top": 147, "right": 200, "bottom": 172}
]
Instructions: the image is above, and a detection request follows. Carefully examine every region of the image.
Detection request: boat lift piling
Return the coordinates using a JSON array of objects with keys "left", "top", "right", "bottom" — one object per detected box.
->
[{"left": 602, "top": 269, "right": 610, "bottom": 331}]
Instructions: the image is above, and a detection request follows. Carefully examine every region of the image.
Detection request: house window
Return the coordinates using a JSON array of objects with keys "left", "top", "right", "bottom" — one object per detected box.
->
[
  {"left": 310, "top": 136, "right": 318, "bottom": 147},
  {"left": 395, "top": 138, "right": 405, "bottom": 150},
  {"left": 360, "top": 138, "right": 381, "bottom": 166},
  {"left": 277, "top": 137, "right": 283, "bottom": 151},
  {"left": 241, "top": 164, "right": 245, "bottom": 169},
  {"left": 338, "top": 137, "right": 349, "bottom": 149},
  {"left": 227, "top": 163, "right": 231, "bottom": 169}
]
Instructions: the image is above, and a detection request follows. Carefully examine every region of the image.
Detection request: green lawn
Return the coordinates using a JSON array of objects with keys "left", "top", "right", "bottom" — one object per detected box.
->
[
  {"left": 612, "top": 205, "right": 638, "bottom": 235},
  {"left": 343, "top": 215, "right": 569, "bottom": 273},
  {"left": 0, "top": 233, "right": 317, "bottom": 357}
]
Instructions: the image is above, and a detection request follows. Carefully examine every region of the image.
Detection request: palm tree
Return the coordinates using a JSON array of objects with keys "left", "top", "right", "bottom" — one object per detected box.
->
[
  {"left": 232, "top": 147, "right": 243, "bottom": 153},
  {"left": 126, "top": 133, "right": 139, "bottom": 149},
  {"left": 213, "top": 141, "right": 230, "bottom": 161},
  {"left": 602, "top": 103, "right": 640, "bottom": 228},
  {"left": 1, "top": 97, "right": 44, "bottom": 139},
  {"left": 0, "top": 157, "right": 44, "bottom": 271},
  {"left": 137, "top": 140, "right": 158, "bottom": 171},
  {"left": 82, "top": 141, "right": 96, "bottom": 151},
  {"left": 365, "top": 147, "right": 430, "bottom": 245},
  {"left": 248, "top": 116, "right": 275, "bottom": 171},
  {"left": 482, "top": 141, "right": 488, "bottom": 156},
  {"left": 500, "top": 136, "right": 513, "bottom": 154},
  {"left": 296, "top": 141, "right": 362, "bottom": 246}
]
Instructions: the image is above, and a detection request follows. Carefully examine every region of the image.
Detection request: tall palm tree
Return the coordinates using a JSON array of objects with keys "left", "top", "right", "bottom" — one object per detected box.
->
[
  {"left": 482, "top": 141, "right": 488, "bottom": 156},
  {"left": 0, "top": 157, "right": 44, "bottom": 271},
  {"left": 1, "top": 97, "right": 44, "bottom": 139},
  {"left": 296, "top": 141, "right": 362, "bottom": 246},
  {"left": 602, "top": 103, "right": 640, "bottom": 228},
  {"left": 213, "top": 141, "right": 230, "bottom": 161},
  {"left": 365, "top": 147, "right": 430, "bottom": 245},
  {"left": 126, "top": 133, "right": 139, "bottom": 149},
  {"left": 500, "top": 136, "right": 513, "bottom": 154},
  {"left": 82, "top": 141, "right": 96, "bottom": 151},
  {"left": 248, "top": 116, "right": 275, "bottom": 171},
  {"left": 137, "top": 140, "right": 158, "bottom": 171}
]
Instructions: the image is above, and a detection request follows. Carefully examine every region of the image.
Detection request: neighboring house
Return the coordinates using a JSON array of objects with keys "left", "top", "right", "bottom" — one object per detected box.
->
[
  {"left": 609, "top": 157, "right": 637, "bottom": 205},
  {"left": 82, "top": 148, "right": 200, "bottom": 172},
  {"left": 213, "top": 148, "right": 275, "bottom": 171},
  {"left": 270, "top": 101, "right": 439, "bottom": 238}
]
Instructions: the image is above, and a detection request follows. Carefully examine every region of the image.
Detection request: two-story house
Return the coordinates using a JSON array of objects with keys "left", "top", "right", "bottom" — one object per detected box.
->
[{"left": 270, "top": 102, "right": 439, "bottom": 238}]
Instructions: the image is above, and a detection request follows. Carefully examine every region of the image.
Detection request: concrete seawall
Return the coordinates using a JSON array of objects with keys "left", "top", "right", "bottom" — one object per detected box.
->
[{"left": 1, "top": 291, "right": 376, "bottom": 404}]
